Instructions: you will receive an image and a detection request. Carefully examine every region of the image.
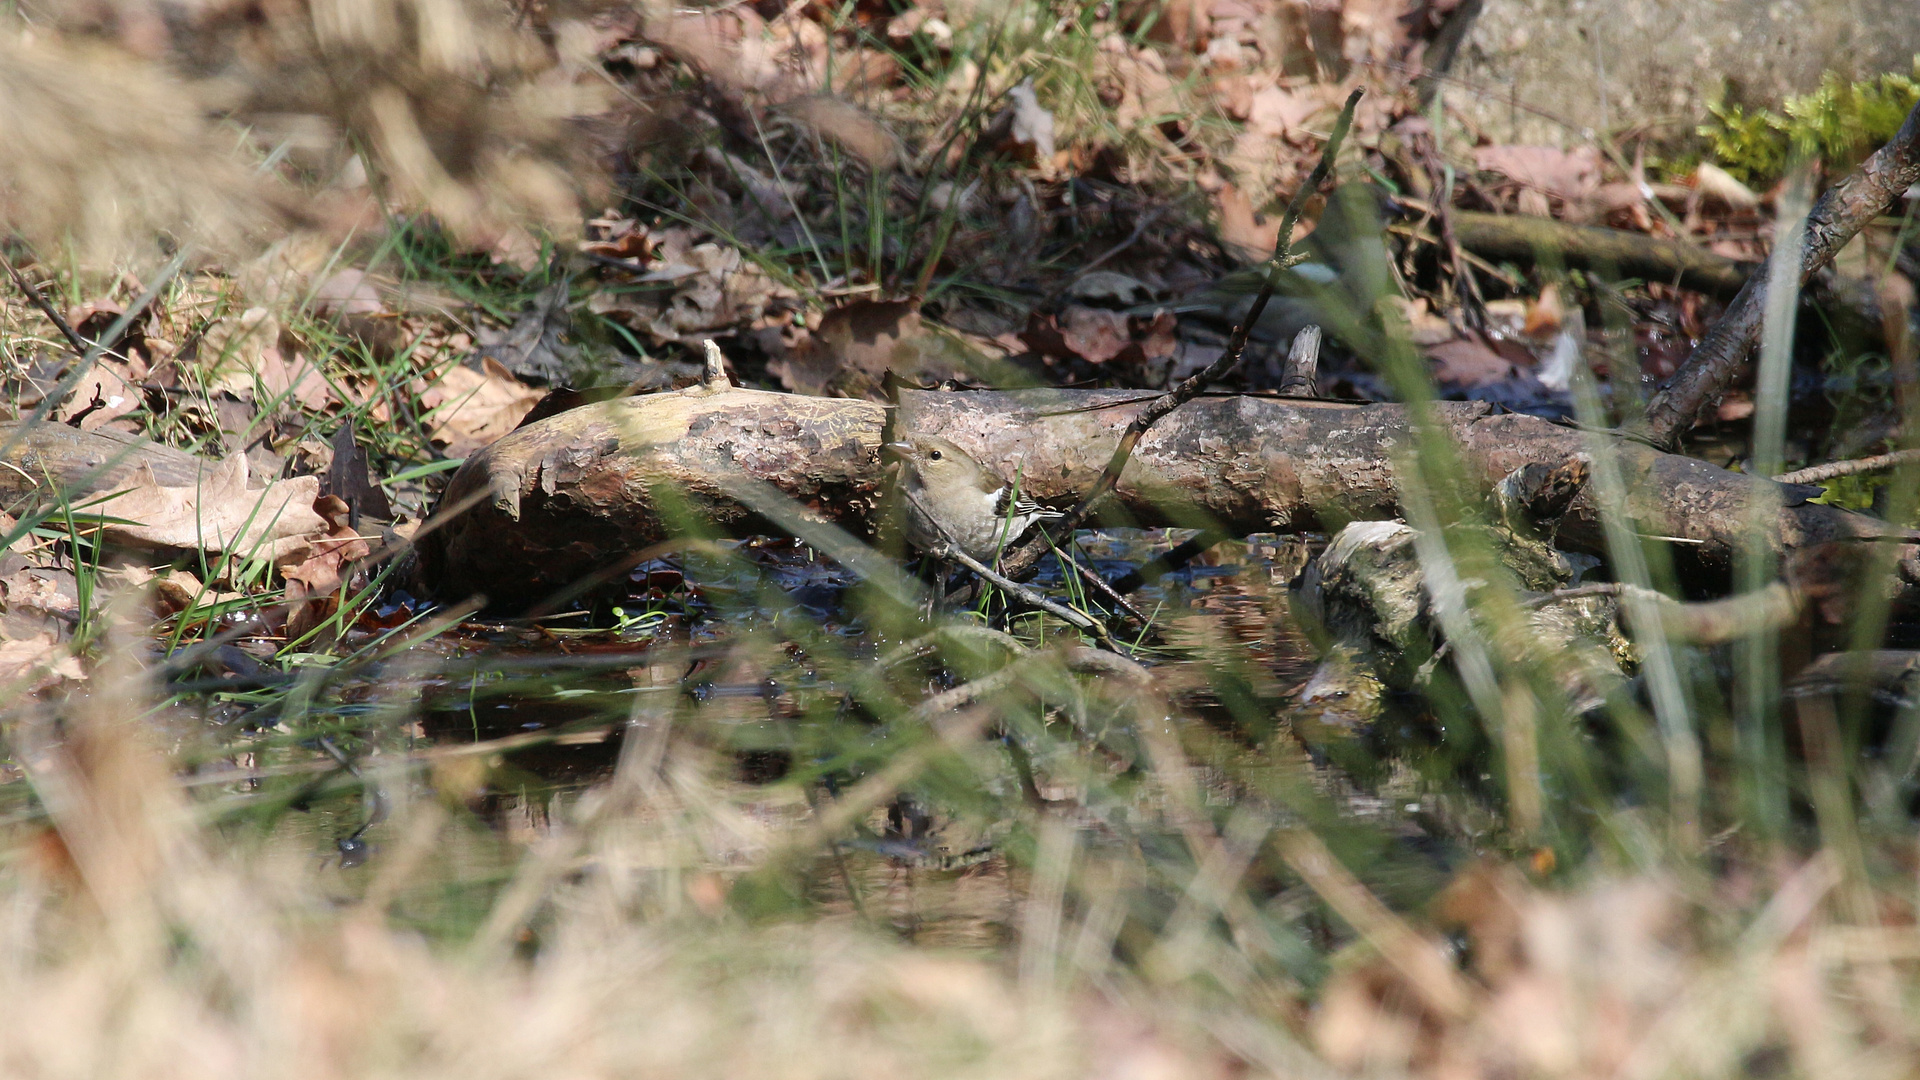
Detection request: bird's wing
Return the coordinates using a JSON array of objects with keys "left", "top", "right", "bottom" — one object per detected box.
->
[{"left": 997, "top": 487, "right": 1064, "bottom": 520}]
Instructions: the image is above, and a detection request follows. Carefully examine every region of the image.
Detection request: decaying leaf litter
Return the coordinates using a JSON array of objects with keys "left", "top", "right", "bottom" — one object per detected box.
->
[{"left": 3, "top": 1, "right": 1920, "bottom": 1077}]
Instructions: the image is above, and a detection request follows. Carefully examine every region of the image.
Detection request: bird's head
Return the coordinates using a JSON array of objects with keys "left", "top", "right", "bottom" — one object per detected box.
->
[{"left": 883, "top": 434, "right": 995, "bottom": 492}]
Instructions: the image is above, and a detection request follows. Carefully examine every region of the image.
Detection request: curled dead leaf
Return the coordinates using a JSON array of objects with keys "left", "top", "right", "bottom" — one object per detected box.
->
[
  {"left": 1472, "top": 145, "right": 1603, "bottom": 219},
  {"left": 87, "top": 454, "right": 328, "bottom": 561},
  {"left": 420, "top": 356, "right": 544, "bottom": 454},
  {"left": 0, "top": 631, "right": 84, "bottom": 691},
  {"left": 54, "top": 360, "right": 142, "bottom": 431},
  {"left": 1427, "top": 337, "right": 1518, "bottom": 387}
]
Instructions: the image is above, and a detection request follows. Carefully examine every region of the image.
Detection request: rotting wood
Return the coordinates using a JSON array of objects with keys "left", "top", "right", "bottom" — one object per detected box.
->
[{"left": 415, "top": 384, "right": 1914, "bottom": 611}]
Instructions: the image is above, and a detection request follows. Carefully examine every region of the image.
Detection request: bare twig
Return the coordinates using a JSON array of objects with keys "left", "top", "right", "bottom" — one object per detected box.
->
[
  {"left": 0, "top": 252, "right": 90, "bottom": 357},
  {"left": 1060, "top": 547, "right": 1151, "bottom": 625},
  {"left": 1774, "top": 449, "right": 1920, "bottom": 486},
  {"left": 1642, "top": 98, "right": 1920, "bottom": 447},
  {"left": 997, "top": 87, "right": 1364, "bottom": 581},
  {"left": 942, "top": 542, "right": 1108, "bottom": 639},
  {"left": 895, "top": 484, "right": 1123, "bottom": 649}
]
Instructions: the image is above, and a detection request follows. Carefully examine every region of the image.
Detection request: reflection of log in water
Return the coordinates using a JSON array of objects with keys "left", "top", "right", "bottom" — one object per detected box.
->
[{"left": 420, "top": 384, "right": 1911, "bottom": 613}]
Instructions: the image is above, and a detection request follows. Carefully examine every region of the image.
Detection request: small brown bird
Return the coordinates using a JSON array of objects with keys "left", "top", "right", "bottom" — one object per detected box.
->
[{"left": 884, "top": 434, "right": 1063, "bottom": 563}]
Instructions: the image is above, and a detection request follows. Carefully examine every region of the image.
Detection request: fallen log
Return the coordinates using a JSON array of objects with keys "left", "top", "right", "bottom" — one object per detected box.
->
[
  {"left": 0, "top": 422, "right": 211, "bottom": 501},
  {"left": 418, "top": 383, "right": 1913, "bottom": 611},
  {"left": 1451, "top": 211, "right": 1752, "bottom": 299}
]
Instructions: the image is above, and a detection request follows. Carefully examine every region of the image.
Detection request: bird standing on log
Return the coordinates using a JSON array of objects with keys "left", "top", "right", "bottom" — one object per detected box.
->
[{"left": 883, "top": 434, "right": 1063, "bottom": 563}]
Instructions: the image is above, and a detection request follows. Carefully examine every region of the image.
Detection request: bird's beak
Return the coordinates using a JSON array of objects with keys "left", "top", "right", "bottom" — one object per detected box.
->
[{"left": 881, "top": 441, "right": 913, "bottom": 460}]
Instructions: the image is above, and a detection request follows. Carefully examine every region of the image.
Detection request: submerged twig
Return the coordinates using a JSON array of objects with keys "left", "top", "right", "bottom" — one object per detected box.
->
[{"left": 1110, "top": 529, "right": 1230, "bottom": 595}]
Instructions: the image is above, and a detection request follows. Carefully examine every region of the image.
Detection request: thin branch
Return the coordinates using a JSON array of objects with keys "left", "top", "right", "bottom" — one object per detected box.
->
[
  {"left": 1061, "top": 550, "right": 1151, "bottom": 625},
  {"left": 1110, "top": 529, "right": 1229, "bottom": 595},
  {"left": 0, "top": 252, "right": 90, "bottom": 357},
  {"left": 1642, "top": 97, "right": 1920, "bottom": 447},
  {"left": 997, "top": 87, "right": 1364, "bottom": 581},
  {"left": 942, "top": 542, "right": 1109, "bottom": 640},
  {"left": 1774, "top": 449, "right": 1920, "bottom": 486},
  {"left": 894, "top": 483, "right": 1121, "bottom": 649}
]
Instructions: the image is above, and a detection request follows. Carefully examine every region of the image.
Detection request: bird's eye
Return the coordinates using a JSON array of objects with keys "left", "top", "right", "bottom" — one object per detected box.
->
[{"left": 929, "top": 450, "right": 942, "bottom": 460}]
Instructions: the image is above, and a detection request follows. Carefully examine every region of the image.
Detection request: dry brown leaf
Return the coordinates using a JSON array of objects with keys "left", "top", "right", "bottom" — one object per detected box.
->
[
  {"left": 589, "top": 229, "right": 792, "bottom": 344},
  {"left": 1472, "top": 145, "right": 1603, "bottom": 216},
  {"left": 420, "top": 357, "right": 544, "bottom": 454},
  {"left": 1693, "top": 161, "right": 1761, "bottom": 210},
  {"left": 1716, "top": 390, "right": 1756, "bottom": 422},
  {"left": 282, "top": 495, "right": 373, "bottom": 595},
  {"left": 582, "top": 214, "right": 657, "bottom": 262},
  {"left": 283, "top": 494, "right": 376, "bottom": 643},
  {"left": 831, "top": 48, "right": 901, "bottom": 92},
  {"left": 1523, "top": 283, "right": 1565, "bottom": 338},
  {"left": 770, "top": 300, "right": 976, "bottom": 399},
  {"left": 644, "top": 10, "right": 782, "bottom": 96},
  {"left": 1020, "top": 309, "right": 1180, "bottom": 378},
  {"left": 1, "top": 565, "right": 81, "bottom": 626},
  {"left": 313, "top": 269, "right": 383, "bottom": 318},
  {"left": 1213, "top": 182, "right": 1282, "bottom": 262},
  {"left": 1212, "top": 73, "right": 1254, "bottom": 120},
  {"left": 1245, "top": 84, "right": 1328, "bottom": 138},
  {"left": 1054, "top": 306, "right": 1133, "bottom": 364},
  {"left": 54, "top": 359, "right": 142, "bottom": 431},
  {"left": 202, "top": 307, "right": 331, "bottom": 411},
  {"left": 1427, "top": 338, "right": 1517, "bottom": 387},
  {"left": 90, "top": 454, "right": 327, "bottom": 560},
  {"left": 1098, "top": 37, "right": 1182, "bottom": 133},
  {"left": 0, "top": 631, "right": 84, "bottom": 691},
  {"left": 144, "top": 568, "right": 241, "bottom": 617},
  {"left": 1390, "top": 297, "right": 1456, "bottom": 346}
]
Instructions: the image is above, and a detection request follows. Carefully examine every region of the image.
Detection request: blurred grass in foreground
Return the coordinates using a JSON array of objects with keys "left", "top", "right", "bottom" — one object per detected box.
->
[{"left": 3, "top": 1, "right": 1920, "bottom": 1077}]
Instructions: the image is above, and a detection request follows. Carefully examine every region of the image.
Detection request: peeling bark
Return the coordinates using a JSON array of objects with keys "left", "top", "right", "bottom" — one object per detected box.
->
[{"left": 419, "top": 386, "right": 889, "bottom": 608}]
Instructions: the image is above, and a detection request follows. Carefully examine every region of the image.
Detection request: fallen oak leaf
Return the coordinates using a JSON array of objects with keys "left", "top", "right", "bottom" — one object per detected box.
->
[
  {"left": 420, "top": 356, "right": 545, "bottom": 454},
  {"left": 281, "top": 495, "right": 375, "bottom": 595},
  {"left": 1057, "top": 305, "right": 1134, "bottom": 364},
  {"left": 54, "top": 358, "right": 142, "bottom": 431},
  {"left": 85, "top": 454, "right": 328, "bottom": 561},
  {"left": 0, "top": 630, "right": 84, "bottom": 691},
  {"left": 282, "top": 493, "right": 376, "bottom": 643},
  {"left": 1427, "top": 337, "right": 1519, "bottom": 387}
]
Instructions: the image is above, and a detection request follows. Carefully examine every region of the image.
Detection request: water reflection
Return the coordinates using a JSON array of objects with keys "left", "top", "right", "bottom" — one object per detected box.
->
[{"left": 145, "top": 529, "right": 1332, "bottom": 940}]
